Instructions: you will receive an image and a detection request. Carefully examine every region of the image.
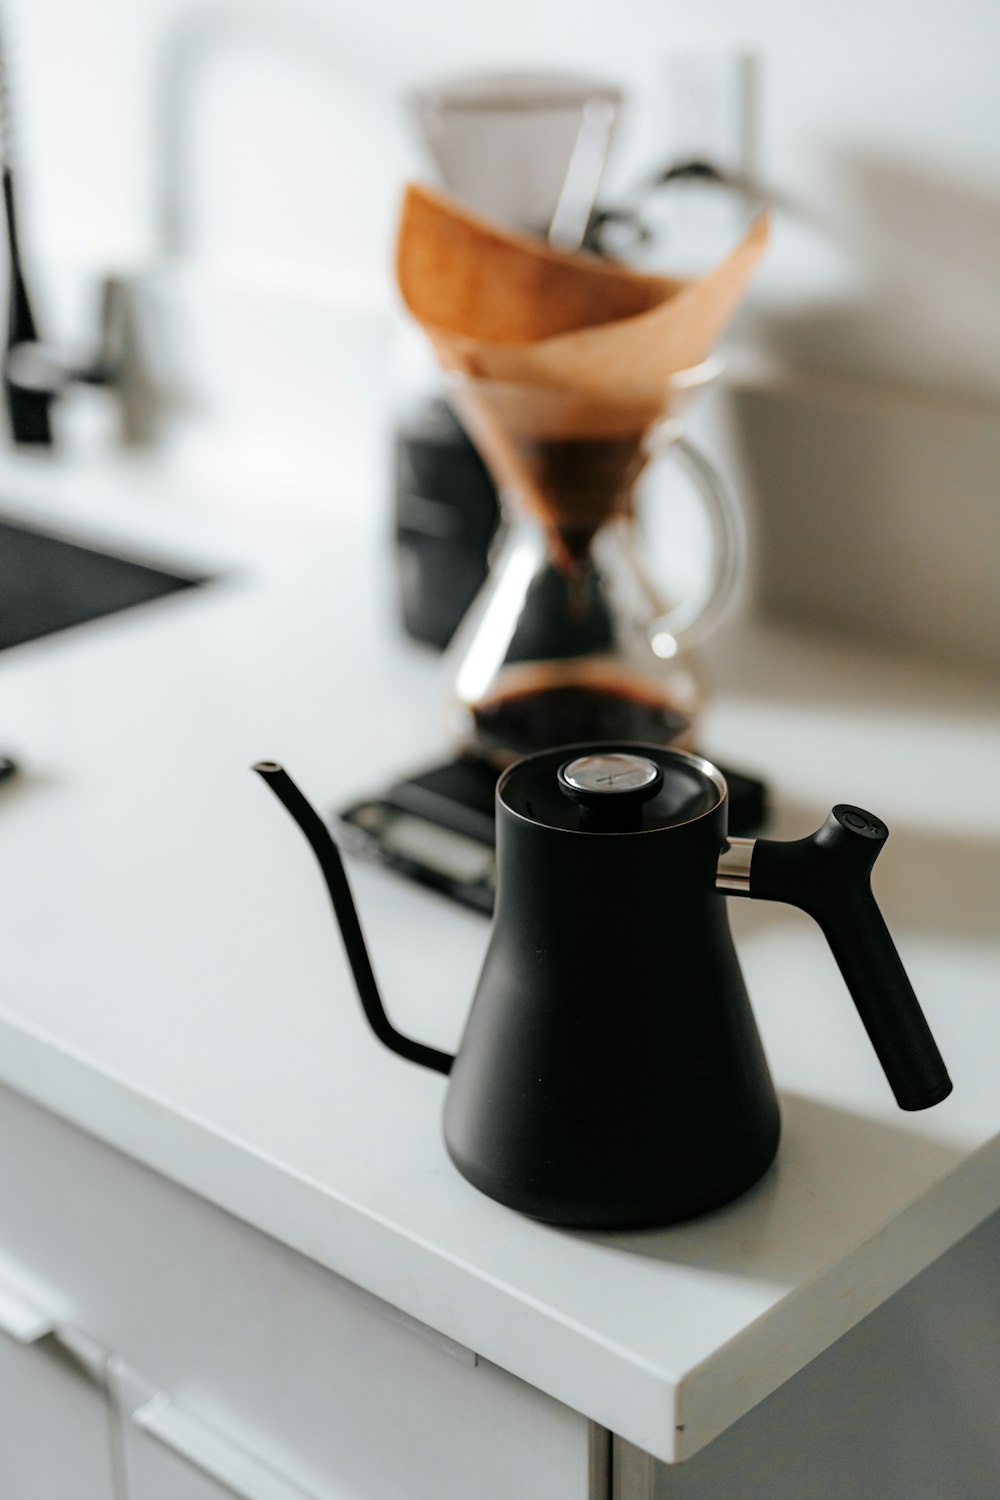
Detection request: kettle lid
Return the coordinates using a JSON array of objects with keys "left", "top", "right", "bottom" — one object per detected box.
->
[{"left": 499, "top": 743, "right": 726, "bottom": 834}]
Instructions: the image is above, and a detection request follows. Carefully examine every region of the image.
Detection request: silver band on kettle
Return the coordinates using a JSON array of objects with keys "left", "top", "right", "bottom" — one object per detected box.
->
[{"left": 716, "top": 837, "right": 755, "bottom": 896}]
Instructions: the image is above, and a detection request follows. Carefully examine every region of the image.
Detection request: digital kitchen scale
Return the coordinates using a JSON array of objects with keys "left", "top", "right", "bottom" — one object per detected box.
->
[{"left": 335, "top": 755, "right": 768, "bottom": 915}]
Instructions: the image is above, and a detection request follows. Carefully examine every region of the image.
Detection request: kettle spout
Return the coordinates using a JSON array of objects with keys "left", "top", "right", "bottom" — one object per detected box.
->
[{"left": 252, "top": 762, "right": 453, "bottom": 1076}]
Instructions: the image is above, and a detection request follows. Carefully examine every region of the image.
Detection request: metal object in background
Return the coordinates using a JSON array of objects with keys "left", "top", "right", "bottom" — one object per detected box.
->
[
  {"left": 408, "top": 70, "right": 622, "bottom": 241},
  {"left": 0, "top": 11, "right": 165, "bottom": 449},
  {"left": 547, "top": 95, "right": 620, "bottom": 253},
  {"left": 4, "top": 275, "right": 172, "bottom": 449},
  {"left": 587, "top": 156, "right": 771, "bottom": 259},
  {"left": 0, "top": 14, "right": 52, "bottom": 445}
]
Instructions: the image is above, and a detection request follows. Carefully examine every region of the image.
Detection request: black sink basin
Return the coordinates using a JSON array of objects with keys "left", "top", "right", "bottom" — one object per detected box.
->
[{"left": 0, "top": 515, "right": 209, "bottom": 651}]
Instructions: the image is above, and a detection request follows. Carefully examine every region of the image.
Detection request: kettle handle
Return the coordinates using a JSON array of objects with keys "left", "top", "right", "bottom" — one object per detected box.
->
[
  {"left": 252, "top": 762, "right": 453, "bottom": 1076},
  {"left": 718, "top": 805, "right": 952, "bottom": 1111}
]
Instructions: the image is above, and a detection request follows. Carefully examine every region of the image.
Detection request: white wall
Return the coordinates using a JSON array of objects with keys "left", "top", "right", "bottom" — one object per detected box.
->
[
  {"left": 9, "top": 0, "right": 999, "bottom": 400},
  {"left": 6, "top": 0, "right": 1000, "bottom": 661}
]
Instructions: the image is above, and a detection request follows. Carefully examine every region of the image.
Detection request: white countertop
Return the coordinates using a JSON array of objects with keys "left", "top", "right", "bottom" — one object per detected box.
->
[{"left": 1, "top": 449, "right": 998, "bottom": 1463}]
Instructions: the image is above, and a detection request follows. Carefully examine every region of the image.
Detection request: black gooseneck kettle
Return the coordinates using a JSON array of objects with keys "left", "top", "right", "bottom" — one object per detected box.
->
[{"left": 253, "top": 745, "right": 951, "bottom": 1229}]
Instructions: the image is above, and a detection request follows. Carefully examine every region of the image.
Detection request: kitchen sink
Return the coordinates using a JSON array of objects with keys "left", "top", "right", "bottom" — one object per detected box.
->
[{"left": 0, "top": 515, "right": 209, "bottom": 652}]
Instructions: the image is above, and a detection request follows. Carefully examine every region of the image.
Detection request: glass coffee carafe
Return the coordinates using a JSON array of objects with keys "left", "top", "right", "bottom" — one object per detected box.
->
[{"left": 444, "top": 357, "right": 745, "bottom": 765}]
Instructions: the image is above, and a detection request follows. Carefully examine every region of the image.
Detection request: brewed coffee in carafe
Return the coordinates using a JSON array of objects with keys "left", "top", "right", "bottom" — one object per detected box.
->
[{"left": 446, "top": 361, "right": 744, "bottom": 765}]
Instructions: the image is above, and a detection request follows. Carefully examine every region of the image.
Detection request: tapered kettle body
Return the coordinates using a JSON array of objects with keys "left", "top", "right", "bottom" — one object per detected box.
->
[
  {"left": 443, "top": 746, "right": 781, "bottom": 1227},
  {"left": 253, "top": 743, "right": 951, "bottom": 1232}
]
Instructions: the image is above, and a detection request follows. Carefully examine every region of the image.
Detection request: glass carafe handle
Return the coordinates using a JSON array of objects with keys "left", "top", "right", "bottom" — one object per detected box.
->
[{"left": 646, "top": 434, "right": 746, "bottom": 653}]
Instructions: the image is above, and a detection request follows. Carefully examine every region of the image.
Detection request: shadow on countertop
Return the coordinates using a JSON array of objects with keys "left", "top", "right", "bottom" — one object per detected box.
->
[{"left": 572, "top": 1090, "right": 965, "bottom": 1288}]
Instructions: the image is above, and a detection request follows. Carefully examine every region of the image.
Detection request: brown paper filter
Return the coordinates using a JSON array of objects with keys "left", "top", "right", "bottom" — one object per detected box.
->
[
  {"left": 396, "top": 182, "right": 682, "bottom": 344},
  {"left": 450, "top": 380, "right": 662, "bottom": 546},
  {"left": 396, "top": 183, "right": 769, "bottom": 546}
]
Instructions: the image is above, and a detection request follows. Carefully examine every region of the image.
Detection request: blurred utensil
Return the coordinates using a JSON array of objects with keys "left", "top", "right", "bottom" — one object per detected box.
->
[{"left": 409, "top": 70, "right": 621, "bottom": 240}]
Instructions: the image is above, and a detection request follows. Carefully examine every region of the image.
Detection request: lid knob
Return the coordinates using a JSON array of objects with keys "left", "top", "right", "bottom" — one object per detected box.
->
[{"left": 557, "top": 752, "right": 663, "bottom": 832}]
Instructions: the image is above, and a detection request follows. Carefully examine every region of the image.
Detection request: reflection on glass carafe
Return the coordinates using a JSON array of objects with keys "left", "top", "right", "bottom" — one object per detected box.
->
[{"left": 444, "top": 358, "right": 745, "bottom": 765}]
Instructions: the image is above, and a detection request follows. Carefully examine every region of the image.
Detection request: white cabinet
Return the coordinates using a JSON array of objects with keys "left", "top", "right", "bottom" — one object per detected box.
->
[
  {"left": 0, "top": 1280, "right": 117, "bottom": 1500},
  {"left": 7, "top": 1070, "right": 997, "bottom": 1500},
  {"left": 114, "top": 1389, "right": 312, "bottom": 1500},
  {"left": 117, "top": 1442, "right": 227, "bottom": 1500},
  {"left": 0, "top": 1084, "right": 604, "bottom": 1500},
  {"left": 611, "top": 1209, "right": 1000, "bottom": 1500},
  {"left": 110, "top": 1364, "right": 350, "bottom": 1500}
]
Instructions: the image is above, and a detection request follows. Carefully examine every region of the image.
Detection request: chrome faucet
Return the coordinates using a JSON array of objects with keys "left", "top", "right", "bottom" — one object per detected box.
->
[
  {"left": 3, "top": 275, "right": 167, "bottom": 449},
  {"left": 2, "top": 3, "right": 379, "bottom": 452},
  {"left": 0, "top": 9, "right": 166, "bottom": 449}
]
